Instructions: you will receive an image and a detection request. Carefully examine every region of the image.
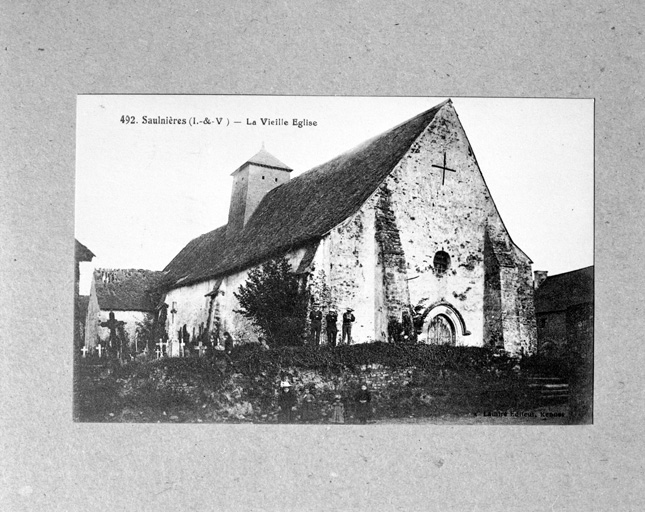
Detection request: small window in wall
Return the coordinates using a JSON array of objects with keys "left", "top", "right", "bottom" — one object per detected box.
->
[
  {"left": 262, "top": 175, "right": 265, "bottom": 180},
  {"left": 433, "top": 251, "right": 450, "bottom": 275},
  {"left": 274, "top": 177, "right": 278, "bottom": 182}
]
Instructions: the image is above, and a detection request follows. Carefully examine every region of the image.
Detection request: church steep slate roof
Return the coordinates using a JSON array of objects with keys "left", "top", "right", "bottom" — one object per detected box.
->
[
  {"left": 162, "top": 100, "right": 448, "bottom": 289},
  {"left": 94, "top": 268, "right": 165, "bottom": 312},
  {"left": 163, "top": 226, "right": 228, "bottom": 286},
  {"left": 534, "top": 266, "right": 594, "bottom": 314}
]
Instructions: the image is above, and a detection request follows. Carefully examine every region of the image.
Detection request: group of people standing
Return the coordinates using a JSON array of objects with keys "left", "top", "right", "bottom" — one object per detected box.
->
[
  {"left": 277, "top": 376, "right": 372, "bottom": 424},
  {"left": 309, "top": 306, "right": 356, "bottom": 346}
]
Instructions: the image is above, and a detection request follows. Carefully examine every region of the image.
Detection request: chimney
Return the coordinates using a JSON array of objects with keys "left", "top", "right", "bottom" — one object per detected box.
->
[
  {"left": 533, "top": 270, "right": 548, "bottom": 289},
  {"left": 227, "top": 147, "right": 292, "bottom": 236}
]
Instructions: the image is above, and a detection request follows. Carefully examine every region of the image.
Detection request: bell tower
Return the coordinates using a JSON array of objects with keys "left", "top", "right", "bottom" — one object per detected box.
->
[{"left": 227, "top": 147, "right": 292, "bottom": 235}]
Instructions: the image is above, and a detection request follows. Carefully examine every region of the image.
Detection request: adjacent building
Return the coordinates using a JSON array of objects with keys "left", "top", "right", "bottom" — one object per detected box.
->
[
  {"left": 84, "top": 268, "right": 164, "bottom": 353},
  {"left": 534, "top": 266, "right": 594, "bottom": 357},
  {"left": 74, "top": 239, "right": 95, "bottom": 350}
]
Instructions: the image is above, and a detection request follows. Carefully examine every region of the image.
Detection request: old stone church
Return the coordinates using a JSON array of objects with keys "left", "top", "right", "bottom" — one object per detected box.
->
[{"left": 157, "top": 99, "right": 537, "bottom": 355}]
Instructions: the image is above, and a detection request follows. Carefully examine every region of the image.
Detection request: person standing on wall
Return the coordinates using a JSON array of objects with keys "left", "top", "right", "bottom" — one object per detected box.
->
[
  {"left": 309, "top": 304, "right": 323, "bottom": 346},
  {"left": 325, "top": 307, "right": 338, "bottom": 347},
  {"left": 342, "top": 308, "right": 355, "bottom": 345}
]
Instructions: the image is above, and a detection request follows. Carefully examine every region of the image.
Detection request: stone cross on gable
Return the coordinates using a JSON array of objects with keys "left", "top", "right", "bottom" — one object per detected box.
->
[{"left": 431, "top": 152, "right": 457, "bottom": 185}]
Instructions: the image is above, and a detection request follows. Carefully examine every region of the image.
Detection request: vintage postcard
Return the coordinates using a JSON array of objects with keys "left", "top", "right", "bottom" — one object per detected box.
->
[{"left": 74, "top": 95, "right": 593, "bottom": 425}]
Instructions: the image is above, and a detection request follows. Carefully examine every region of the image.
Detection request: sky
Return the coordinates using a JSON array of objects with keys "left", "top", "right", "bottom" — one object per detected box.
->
[{"left": 75, "top": 96, "right": 594, "bottom": 295}]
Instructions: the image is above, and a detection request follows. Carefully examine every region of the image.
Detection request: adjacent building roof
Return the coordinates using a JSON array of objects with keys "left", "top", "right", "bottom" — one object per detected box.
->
[
  {"left": 534, "top": 266, "right": 594, "bottom": 314},
  {"left": 75, "top": 239, "right": 95, "bottom": 262},
  {"left": 94, "top": 268, "right": 165, "bottom": 312},
  {"left": 162, "top": 100, "right": 448, "bottom": 289}
]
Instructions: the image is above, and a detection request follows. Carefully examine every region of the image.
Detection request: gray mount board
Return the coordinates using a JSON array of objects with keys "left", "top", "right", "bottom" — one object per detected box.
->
[{"left": 2, "top": 2, "right": 643, "bottom": 511}]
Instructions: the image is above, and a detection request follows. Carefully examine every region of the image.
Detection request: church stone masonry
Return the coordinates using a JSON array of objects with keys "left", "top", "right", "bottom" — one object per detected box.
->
[{"left": 159, "top": 99, "right": 537, "bottom": 356}]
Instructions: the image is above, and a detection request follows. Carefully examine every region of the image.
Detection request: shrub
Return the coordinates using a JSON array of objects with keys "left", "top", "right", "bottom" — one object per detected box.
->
[{"left": 234, "top": 258, "right": 309, "bottom": 347}]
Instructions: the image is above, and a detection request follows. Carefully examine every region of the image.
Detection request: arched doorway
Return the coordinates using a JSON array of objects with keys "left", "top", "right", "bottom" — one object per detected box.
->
[
  {"left": 419, "top": 301, "right": 470, "bottom": 346},
  {"left": 428, "top": 314, "right": 455, "bottom": 345}
]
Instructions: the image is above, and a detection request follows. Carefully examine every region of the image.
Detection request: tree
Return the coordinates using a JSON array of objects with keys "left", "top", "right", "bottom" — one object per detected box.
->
[{"left": 234, "top": 257, "right": 309, "bottom": 347}]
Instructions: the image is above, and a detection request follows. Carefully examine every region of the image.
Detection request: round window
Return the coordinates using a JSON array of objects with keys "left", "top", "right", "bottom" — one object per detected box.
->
[{"left": 433, "top": 251, "right": 450, "bottom": 275}]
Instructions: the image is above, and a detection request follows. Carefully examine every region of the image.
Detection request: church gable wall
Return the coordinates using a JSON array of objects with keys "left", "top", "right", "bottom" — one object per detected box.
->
[
  {"left": 381, "top": 103, "right": 536, "bottom": 353},
  {"left": 379, "top": 103, "right": 491, "bottom": 347}
]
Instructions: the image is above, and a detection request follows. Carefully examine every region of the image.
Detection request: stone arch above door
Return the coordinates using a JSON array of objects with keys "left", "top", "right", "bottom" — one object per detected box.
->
[{"left": 420, "top": 301, "right": 471, "bottom": 345}]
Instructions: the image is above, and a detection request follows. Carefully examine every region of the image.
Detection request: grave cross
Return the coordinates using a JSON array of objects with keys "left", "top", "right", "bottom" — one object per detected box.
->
[
  {"left": 156, "top": 339, "right": 166, "bottom": 358},
  {"left": 195, "top": 340, "right": 206, "bottom": 357},
  {"left": 100, "top": 312, "right": 125, "bottom": 350},
  {"left": 179, "top": 340, "right": 185, "bottom": 357},
  {"left": 431, "top": 152, "right": 457, "bottom": 185},
  {"left": 96, "top": 344, "right": 103, "bottom": 358},
  {"left": 81, "top": 346, "right": 88, "bottom": 358}
]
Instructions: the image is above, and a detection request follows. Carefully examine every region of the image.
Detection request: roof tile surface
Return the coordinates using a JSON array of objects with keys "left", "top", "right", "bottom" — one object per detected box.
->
[
  {"left": 163, "top": 101, "right": 448, "bottom": 288},
  {"left": 535, "top": 266, "right": 594, "bottom": 314},
  {"left": 95, "top": 268, "right": 165, "bottom": 311}
]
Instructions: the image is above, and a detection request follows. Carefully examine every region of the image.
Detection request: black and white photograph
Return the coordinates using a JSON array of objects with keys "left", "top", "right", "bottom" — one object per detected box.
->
[
  {"left": 6, "top": 2, "right": 643, "bottom": 509},
  {"left": 74, "top": 95, "right": 593, "bottom": 425}
]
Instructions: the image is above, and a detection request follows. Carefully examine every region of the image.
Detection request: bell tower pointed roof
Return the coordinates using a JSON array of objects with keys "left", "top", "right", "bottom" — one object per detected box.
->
[{"left": 231, "top": 147, "right": 293, "bottom": 175}]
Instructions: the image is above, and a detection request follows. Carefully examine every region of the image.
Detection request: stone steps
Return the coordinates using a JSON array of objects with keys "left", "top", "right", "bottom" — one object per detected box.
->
[{"left": 525, "top": 374, "right": 569, "bottom": 402}]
